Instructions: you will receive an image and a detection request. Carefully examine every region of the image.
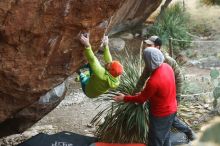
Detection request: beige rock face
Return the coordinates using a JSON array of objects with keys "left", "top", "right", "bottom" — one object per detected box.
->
[
  {"left": 0, "top": 0, "right": 162, "bottom": 137},
  {"left": 109, "top": 0, "right": 162, "bottom": 35}
]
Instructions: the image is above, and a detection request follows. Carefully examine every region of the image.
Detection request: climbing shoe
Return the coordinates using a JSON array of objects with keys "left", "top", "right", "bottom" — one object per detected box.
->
[{"left": 185, "top": 130, "right": 196, "bottom": 141}]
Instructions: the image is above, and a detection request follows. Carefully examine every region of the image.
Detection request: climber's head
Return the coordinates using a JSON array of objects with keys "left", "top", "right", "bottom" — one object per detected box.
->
[{"left": 106, "top": 61, "right": 123, "bottom": 77}]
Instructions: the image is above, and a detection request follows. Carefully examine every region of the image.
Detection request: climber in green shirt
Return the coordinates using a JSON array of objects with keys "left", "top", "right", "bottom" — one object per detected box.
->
[{"left": 77, "top": 33, "right": 123, "bottom": 98}]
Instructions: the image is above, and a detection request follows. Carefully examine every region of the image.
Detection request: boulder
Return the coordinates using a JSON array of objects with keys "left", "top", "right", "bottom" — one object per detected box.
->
[
  {"left": 108, "top": 0, "right": 162, "bottom": 35},
  {"left": 119, "top": 32, "right": 134, "bottom": 40},
  {"left": 0, "top": 0, "right": 124, "bottom": 137},
  {"left": 109, "top": 38, "right": 126, "bottom": 52}
]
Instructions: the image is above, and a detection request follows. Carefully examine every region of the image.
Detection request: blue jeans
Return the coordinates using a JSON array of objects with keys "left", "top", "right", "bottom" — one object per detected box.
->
[
  {"left": 172, "top": 116, "right": 192, "bottom": 134},
  {"left": 148, "top": 113, "right": 176, "bottom": 146}
]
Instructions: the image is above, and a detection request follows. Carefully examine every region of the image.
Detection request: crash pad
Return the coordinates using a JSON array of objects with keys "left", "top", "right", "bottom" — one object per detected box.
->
[
  {"left": 90, "top": 142, "right": 146, "bottom": 146},
  {"left": 17, "top": 131, "right": 97, "bottom": 146}
]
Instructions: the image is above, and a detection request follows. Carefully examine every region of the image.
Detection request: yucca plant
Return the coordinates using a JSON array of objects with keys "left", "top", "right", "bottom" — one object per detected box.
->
[
  {"left": 91, "top": 48, "right": 149, "bottom": 143},
  {"left": 114, "top": 49, "right": 142, "bottom": 95},
  {"left": 147, "top": 3, "right": 192, "bottom": 54}
]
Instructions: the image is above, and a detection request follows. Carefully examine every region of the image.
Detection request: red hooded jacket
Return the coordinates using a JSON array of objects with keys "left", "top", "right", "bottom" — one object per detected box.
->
[{"left": 124, "top": 63, "right": 177, "bottom": 117}]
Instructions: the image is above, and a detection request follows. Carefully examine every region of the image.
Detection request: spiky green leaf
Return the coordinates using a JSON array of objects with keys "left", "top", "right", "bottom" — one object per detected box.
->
[
  {"left": 210, "top": 69, "right": 220, "bottom": 80},
  {"left": 213, "top": 86, "right": 220, "bottom": 99}
]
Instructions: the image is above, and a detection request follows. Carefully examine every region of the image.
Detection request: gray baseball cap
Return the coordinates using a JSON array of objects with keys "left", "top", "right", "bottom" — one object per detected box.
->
[{"left": 144, "top": 36, "right": 161, "bottom": 46}]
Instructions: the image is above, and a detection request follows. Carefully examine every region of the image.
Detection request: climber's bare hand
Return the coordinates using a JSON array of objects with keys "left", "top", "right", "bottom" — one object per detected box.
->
[{"left": 79, "top": 33, "right": 90, "bottom": 48}]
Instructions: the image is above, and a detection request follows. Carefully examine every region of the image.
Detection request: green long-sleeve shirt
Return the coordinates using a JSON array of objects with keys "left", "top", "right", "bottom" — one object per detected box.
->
[
  {"left": 84, "top": 45, "right": 120, "bottom": 98},
  {"left": 135, "top": 50, "right": 183, "bottom": 96}
]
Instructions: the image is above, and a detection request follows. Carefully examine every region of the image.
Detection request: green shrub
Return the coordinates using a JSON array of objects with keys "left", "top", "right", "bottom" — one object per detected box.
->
[
  {"left": 182, "top": 80, "right": 204, "bottom": 94},
  {"left": 147, "top": 3, "right": 192, "bottom": 54},
  {"left": 210, "top": 69, "right": 220, "bottom": 108},
  {"left": 114, "top": 49, "right": 142, "bottom": 95},
  {"left": 190, "top": 23, "right": 212, "bottom": 36},
  {"left": 201, "top": 0, "right": 220, "bottom": 5},
  {"left": 92, "top": 102, "right": 149, "bottom": 143}
]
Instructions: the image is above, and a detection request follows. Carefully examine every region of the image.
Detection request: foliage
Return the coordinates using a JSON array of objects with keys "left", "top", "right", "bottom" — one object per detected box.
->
[
  {"left": 201, "top": 0, "right": 220, "bottom": 5},
  {"left": 146, "top": 3, "right": 192, "bottom": 54},
  {"left": 91, "top": 49, "right": 149, "bottom": 143},
  {"left": 189, "top": 23, "right": 212, "bottom": 36},
  {"left": 210, "top": 69, "right": 220, "bottom": 80},
  {"left": 92, "top": 102, "right": 149, "bottom": 143},
  {"left": 210, "top": 69, "right": 220, "bottom": 108},
  {"left": 199, "top": 121, "right": 220, "bottom": 144},
  {"left": 213, "top": 87, "right": 220, "bottom": 99},
  {"left": 182, "top": 80, "right": 204, "bottom": 94},
  {"left": 114, "top": 48, "right": 143, "bottom": 95}
]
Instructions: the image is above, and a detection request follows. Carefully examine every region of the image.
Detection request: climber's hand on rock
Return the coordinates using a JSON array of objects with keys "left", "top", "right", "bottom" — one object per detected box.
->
[
  {"left": 79, "top": 33, "right": 90, "bottom": 48},
  {"left": 101, "top": 35, "right": 109, "bottom": 47}
]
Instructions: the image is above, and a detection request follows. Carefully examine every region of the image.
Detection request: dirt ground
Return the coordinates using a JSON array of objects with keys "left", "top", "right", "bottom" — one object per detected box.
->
[{"left": 34, "top": 81, "right": 107, "bottom": 136}]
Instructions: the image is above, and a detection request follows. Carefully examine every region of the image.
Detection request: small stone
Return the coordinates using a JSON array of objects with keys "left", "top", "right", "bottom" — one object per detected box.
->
[
  {"left": 87, "top": 123, "right": 93, "bottom": 128},
  {"left": 193, "top": 121, "right": 199, "bottom": 125},
  {"left": 135, "top": 33, "right": 140, "bottom": 37},
  {"left": 119, "top": 32, "right": 134, "bottom": 40},
  {"left": 22, "top": 131, "right": 38, "bottom": 138},
  {"left": 204, "top": 104, "right": 209, "bottom": 108},
  {"left": 85, "top": 133, "right": 94, "bottom": 137},
  {"left": 109, "top": 38, "right": 125, "bottom": 51},
  {"left": 88, "top": 127, "right": 96, "bottom": 133}
]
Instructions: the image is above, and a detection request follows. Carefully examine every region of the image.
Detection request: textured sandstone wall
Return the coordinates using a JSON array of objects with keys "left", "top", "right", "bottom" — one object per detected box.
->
[
  {"left": 109, "top": 0, "right": 162, "bottom": 35},
  {"left": 0, "top": 0, "right": 124, "bottom": 137},
  {"left": 0, "top": 0, "right": 163, "bottom": 137}
]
